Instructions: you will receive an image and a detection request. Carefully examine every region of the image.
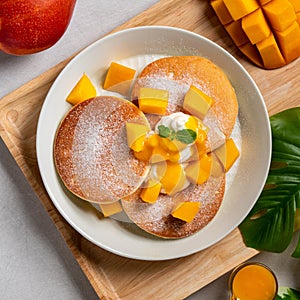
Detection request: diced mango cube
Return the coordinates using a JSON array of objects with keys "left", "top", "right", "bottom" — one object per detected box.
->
[
  {"left": 242, "top": 9, "right": 271, "bottom": 44},
  {"left": 185, "top": 154, "right": 212, "bottom": 185},
  {"left": 223, "top": 0, "right": 259, "bottom": 20},
  {"left": 183, "top": 85, "right": 213, "bottom": 119},
  {"left": 103, "top": 62, "right": 136, "bottom": 95},
  {"left": 211, "top": 0, "right": 234, "bottom": 25},
  {"left": 171, "top": 202, "right": 201, "bottom": 223},
  {"left": 225, "top": 20, "right": 249, "bottom": 46},
  {"left": 151, "top": 146, "right": 170, "bottom": 163},
  {"left": 159, "top": 136, "right": 187, "bottom": 153},
  {"left": 99, "top": 201, "right": 123, "bottom": 217},
  {"left": 159, "top": 161, "right": 186, "bottom": 195},
  {"left": 263, "top": 0, "right": 296, "bottom": 31},
  {"left": 274, "top": 21, "right": 300, "bottom": 63},
  {"left": 214, "top": 138, "right": 240, "bottom": 172},
  {"left": 133, "top": 145, "right": 152, "bottom": 162},
  {"left": 66, "top": 73, "right": 97, "bottom": 105},
  {"left": 151, "top": 146, "right": 180, "bottom": 163},
  {"left": 140, "top": 180, "right": 162, "bottom": 203},
  {"left": 256, "top": 33, "right": 286, "bottom": 69},
  {"left": 126, "top": 122, "right": 149, "bottom": 152},
  {"left": 210, "top": 153, "right": 225, "bottom": 177},
  {"left": 138, "top": 87, "right": 169, "bottom": 115},
  {"left": 258, "top": 0, "right": 272, "bottom": 4},
  {"left": 289, "top": 0, "right": 300, "bottom": 12}
]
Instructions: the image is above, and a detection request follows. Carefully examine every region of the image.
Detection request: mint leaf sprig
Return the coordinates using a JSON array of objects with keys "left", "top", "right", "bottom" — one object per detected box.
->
[{"left": 158, "top": 125, "right": 196, "bottom": 144}]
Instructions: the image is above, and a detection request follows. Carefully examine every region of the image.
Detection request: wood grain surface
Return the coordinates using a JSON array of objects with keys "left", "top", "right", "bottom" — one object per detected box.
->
[{"left": 0, "top": 0, "right": 299, "bottom": 299}]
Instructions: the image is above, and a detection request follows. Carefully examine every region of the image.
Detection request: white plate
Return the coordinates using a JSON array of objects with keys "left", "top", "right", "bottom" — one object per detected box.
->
[{"left": 36, "top": 26, "right": 271, "bottom": 261}]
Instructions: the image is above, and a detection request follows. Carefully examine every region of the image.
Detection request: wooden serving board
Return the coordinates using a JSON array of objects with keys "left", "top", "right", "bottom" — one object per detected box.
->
[{"left": 0, "top": 0, "right": 299, "bottom": 299}]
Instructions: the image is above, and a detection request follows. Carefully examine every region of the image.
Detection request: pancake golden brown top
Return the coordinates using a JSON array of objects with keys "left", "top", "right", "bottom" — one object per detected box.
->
[
  {"left": 54, "top": 96, "right": 150, "bottom": 204},
  {"left": 132, "top": 56, "right": 238, "bottom": 137},
  {"left": 122, "top": 174, "right": 225, "bottom": 239}
]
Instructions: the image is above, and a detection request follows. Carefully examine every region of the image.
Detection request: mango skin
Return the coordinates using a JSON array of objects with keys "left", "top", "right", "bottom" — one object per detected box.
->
[{"left": 0, "top": 0, "right": 76, "bottom": 55}]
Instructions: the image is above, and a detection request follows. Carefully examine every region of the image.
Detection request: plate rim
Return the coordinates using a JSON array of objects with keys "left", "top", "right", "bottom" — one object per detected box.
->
[{"left": 36, "top": 25, "right": 272, "bottom": 261}]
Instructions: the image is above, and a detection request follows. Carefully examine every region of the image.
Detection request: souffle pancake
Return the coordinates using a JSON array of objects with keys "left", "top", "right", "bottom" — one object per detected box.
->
[
  {"left": 54, "top": 56, "right": 239, "bottom": 240},
  {"left": 132, "top": 56, "right": 238, "bottom": 137},
  {"left": 54, "top": 96, "right": 150, "bottom": 204},
  {"left": 122, "top": 173, "right": 225, "bottom": 239},
  {"left": 122, "top": 56, "right": 238, "bottom": 238}
]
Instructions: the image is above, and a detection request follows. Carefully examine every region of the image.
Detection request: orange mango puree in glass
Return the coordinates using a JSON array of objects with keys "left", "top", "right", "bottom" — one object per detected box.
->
[{"left": 230, "top": 263, "right": 278, "bottom": 300}]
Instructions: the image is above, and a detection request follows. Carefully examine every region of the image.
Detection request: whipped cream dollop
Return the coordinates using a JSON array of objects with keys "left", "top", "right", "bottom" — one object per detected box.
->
[
  {"left": 155, "top": 112, "right": 197, "bottom": 163},
  {"left": 150, "top": 112, "right": 204, "bottom": 194},
  {"left": 155, "top": 112, "right": 191, "bottom": 132}
]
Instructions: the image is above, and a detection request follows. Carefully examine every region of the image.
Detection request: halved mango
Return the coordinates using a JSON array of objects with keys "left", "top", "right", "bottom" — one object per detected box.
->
[
  {"left": 171, "top": 202, "right": 201, "bottom": 223},
  {"left": 211, "top": 0, "right": 300, "bottom": 68},
  {"left": 66, "top": 73, "right": 96, "bottom": 105}
]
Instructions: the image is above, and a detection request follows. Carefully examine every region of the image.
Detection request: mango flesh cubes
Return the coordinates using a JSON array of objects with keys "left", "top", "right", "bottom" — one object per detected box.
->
[
  {"left": 66, "top": 73, "right": 97, "bottom": 105},
  {"left": 185, "top": 154, "right": 212, "bottom": 185},
  {"left": 140, "top": 180, "right": 162, "bottom": 203},
  {"left": 214, "top": 138, "right": 240, "bottom": 172},
  {"left": 126, "top": 122, "right": 149, "bottom": 152},
  {"left": 211, "top": 0, "right": 300, "bottom": 69},
  {"left": 158, "top": 161, "right": 187, "bottom": 196},
  {"left": 103, "top": 62, "right": 136, "bottom": 95},
  {"left": 99, "top": 201, "right": 123, "bottom": 217},
  {"left": 138, "top": 87, "right": 169, "bottom": 115},
  {"left": 171, "top": 202, "right": 201, "bottom": 223},
  {"left": 183, "top": 85, "right": 213, "bottom": 119}
]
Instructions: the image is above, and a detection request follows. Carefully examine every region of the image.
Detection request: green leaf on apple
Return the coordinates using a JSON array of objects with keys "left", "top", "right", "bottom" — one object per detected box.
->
[{"left": 239, "top": 107, "right": 300, "bottom": 257}]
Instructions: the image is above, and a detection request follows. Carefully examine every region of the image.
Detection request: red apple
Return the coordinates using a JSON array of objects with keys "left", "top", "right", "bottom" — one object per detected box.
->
[{"left": 0, "top": 0, "right": 76, "bottom": 55}]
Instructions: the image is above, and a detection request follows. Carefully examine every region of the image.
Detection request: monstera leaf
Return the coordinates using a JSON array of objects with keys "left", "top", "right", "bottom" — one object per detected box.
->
[
  {"left": 239, "top": 107, "right": 300, "bottom": 257},
  {"left": 276, "top": 287, "right": 300, "bottom": 300}
]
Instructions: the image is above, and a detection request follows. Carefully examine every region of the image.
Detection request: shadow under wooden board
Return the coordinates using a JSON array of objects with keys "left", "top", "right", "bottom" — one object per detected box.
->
[{"left": 0, "top": 0, "right": 299, "bottom": 299}]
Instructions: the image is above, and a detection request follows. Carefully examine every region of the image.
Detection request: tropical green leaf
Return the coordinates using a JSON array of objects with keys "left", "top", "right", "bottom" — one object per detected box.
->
[
  {"left": 276, "top": 287, "right": 300, "bottom": 300},
  {"left": 292, "top": 232, "right": 300, "bottom": 258},
  {"left": 239, "top": 107, "right": 300, "bottom": 257}
]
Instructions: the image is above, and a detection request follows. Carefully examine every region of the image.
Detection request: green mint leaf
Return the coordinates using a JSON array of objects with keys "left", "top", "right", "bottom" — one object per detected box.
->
[
  {"left": 158, "top": 125, "right": 171, "bottom": 138},
  {"left": 176, "top": 129, "right": 197, "bottom": 144}
]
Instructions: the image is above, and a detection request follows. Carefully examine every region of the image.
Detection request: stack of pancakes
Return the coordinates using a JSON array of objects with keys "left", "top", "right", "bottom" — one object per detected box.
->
[{"left": 54, "top": 56, "right": 238, "bottom": 239}]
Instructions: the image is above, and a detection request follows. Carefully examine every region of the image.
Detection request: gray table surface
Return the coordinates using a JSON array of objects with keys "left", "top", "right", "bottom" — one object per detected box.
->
[{"left": 0, "top": 1, "right": 299, "bottom": 299}]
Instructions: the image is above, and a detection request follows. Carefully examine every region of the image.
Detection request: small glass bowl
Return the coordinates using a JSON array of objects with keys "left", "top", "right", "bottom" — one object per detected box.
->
[{"left": 228, "top": 262, "right": 278, "bottom": 300}]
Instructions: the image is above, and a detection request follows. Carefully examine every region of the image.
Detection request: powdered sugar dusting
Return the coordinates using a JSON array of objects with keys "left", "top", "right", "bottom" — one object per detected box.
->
[
  {"left": 122, "top": 175, "right": 225, "bottom": 238},
  {"left": 57, "top": 96, "right": 150, "bottom": 203}
]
